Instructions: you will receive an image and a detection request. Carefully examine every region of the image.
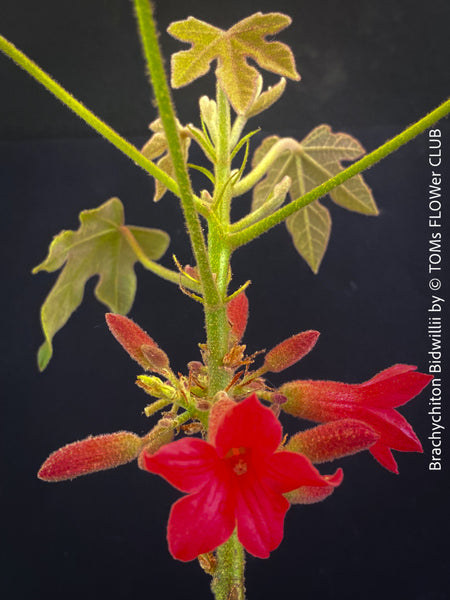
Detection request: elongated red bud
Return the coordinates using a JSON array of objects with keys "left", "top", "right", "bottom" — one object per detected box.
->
[
  {"left": 227, "top": 292, "right": 249, "bottom": 343},
  {"left": 208, "top": 392, "right": 236, "bottom": 444},
  {"left": 137, "top": 425, "right": 174, "bottom": 469},
  {"left": 106, "top": 313, "right": 160, "bottom": 371},
  {"left": 38, "top": 431, "right": 143, "bottom": 482},
  {"left": 184, "top": 265, "right": 200, "bottom": 281},
  {"left": 286, "top": 419, "right": 379, "bottom": 463},
  {"left": 286, "top": 484, "right": 336, "bottom": 504},
  {"left": 263, "top": 330, "right": 319, "bottom": 373},
  {"left": 286, "top": 468, "right": 343, "bottom": 504},
  {"left": 141, "top": 344, "right": 170, "bottom": 372}
]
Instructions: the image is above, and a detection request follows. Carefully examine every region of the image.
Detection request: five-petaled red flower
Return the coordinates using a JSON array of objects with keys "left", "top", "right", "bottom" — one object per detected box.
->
[
  {"left": 143, "top": 394, "right": 342, "bottom": 561},
  {"left": 280, "top": 364, "right": 432, "bottom": 473}
]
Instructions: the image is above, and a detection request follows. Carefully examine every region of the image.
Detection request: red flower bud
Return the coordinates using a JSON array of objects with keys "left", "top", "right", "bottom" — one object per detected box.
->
[
  {"left": 106, "top": 313, "right": 164, "bottom": 371},
  {"left": 208, "top": 392, "right": 236, "bottom": 444},
  {"left": 227, "top": 292, "right": 249, "bottom": 343},
  {"left": 137, "top": 426, "right": 174, "bottom": 469},
  {"left": 286, "top": 419, "right": 379, "bottom": 463},
  {"left": 141, "top": 344, "right": 170, "bottom": 372},
  {"left": 263, "top": 330, "right": 319, "bottom": 373},
  {"left": 286, "top": 474, "right": 343, "bottom": 505},
  {"left": 184, "top": 265, "right": 200, "bottom": 281},
  {"left": 38, "top": 431, "right": 143, "bottom": 482}
]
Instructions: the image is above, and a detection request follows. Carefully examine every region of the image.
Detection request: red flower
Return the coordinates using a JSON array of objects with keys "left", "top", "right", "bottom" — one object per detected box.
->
[
  {"left": 280, "top": 364, "right": 433, "bottom": 473},
  {"left": 143, "top": 394, "right": 342, "bottom": 561}
]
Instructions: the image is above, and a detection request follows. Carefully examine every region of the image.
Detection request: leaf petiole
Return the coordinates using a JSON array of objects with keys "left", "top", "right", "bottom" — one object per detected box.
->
[{"left": 120, "top": 227, "right": 202, "bottom": 294}]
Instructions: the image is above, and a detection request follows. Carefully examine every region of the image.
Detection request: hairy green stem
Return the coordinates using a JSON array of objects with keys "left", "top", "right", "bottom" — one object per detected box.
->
[
  {"left": 233, "top": 137, "right": 298, "bottom": 197},
  {"left": 133, "top": 0, "right": 220, "bottom": 309},
  {"left": 212, "top": 532, "right": 246, "bottom": 600},
  {"left": 229, "top": 98, "right": 450, "bottom": 247},
  {"left": 205, "top": 84, "right": 234, "bottom": 396},
  {"left": 0, "top": 34, "right": 182, "bottom": 194}
]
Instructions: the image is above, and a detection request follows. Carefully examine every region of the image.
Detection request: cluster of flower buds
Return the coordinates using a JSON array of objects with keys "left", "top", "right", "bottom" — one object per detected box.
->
[{"left": 38, "top": 295, "right": 432, "bottom": 561}]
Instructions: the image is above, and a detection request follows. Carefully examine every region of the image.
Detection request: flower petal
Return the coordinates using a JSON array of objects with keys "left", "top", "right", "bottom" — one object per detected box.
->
[
  {"left": 358, "top": 367, "right": 433, "bottom": 409},
  {"left": 167, "top": 475, "right": 236, "bottom": 561},
  {"left": 361, "top": 407, "right": 423, "bottom": 452},
  {"left": 369, "top": 441, "right": 399, "bottom": 474},
  {"left": 362, "top": 364, "right": 417, "bottom": 385},
  {"left": 143, "top": 437, "right": 220, "bottom": 493},
  {"left": 214, "top": 394, "right": 282, "bottom": 458},
  {"left": 235, "top": 467, "right": 289, "bottom": 558},
  {"left": 263, "top": 451, "right": 342, "bottom": 493}
]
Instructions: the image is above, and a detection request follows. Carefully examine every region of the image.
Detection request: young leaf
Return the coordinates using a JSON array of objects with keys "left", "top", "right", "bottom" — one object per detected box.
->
[
  {"left": 141, "top": 118, "right": 191, "bottom": 201},
  {"left": 199, "top": 96, "right": 218, "bottom": 145},
  {"left": 252, "top": 127, "right": 378, "bottom": 272},
  {"left": 33, "top": 198, "right": 170, "bottom": 370},
  {"left": 167, "top": 13, "right": 300, "bottom": 115},
  {"left": 245, "top": 76, "right": 287, "bottom": 118}
]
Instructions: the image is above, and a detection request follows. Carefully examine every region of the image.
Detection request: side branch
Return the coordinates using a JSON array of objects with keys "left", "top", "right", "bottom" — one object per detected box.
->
[
  {"left": 0, "top": 35, "right": 180, "bottom": 195},
  {"left": 229, "top": 98, "right": 450, "bottom": 248}
]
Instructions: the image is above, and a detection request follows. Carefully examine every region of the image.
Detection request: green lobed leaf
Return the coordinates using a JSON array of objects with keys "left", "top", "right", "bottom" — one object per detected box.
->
[
  {"left": 252, "top": 126, "right": 378, "bottom": 272},
  {"left": 286, "top": 202, "right": 331, "bottom": 274},
  {"left": 141, "top": 118, "right": 191, "bottom": 201},
  {"left": 33, "top": 197, "right": 170, "bottom": 370},
  {"left": 168, "top": 13, "right": 299, "bottom": 115},
  {"left": 300, "top": 125, "right": 378, "bottom": 214}
]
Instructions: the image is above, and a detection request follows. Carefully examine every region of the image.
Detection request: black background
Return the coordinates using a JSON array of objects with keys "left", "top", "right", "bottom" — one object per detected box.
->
[{"left": 1, "top": 1, "right": 449, "bottom": 599}]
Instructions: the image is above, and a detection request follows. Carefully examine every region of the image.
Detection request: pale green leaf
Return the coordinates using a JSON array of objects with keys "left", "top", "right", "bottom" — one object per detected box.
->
[
  {"left": 33, "top": 197, "right": 170, "bottom": 370},
  {"left": 251, "top": 136, "right": 288, "bottom": 211},
  {"left": 300, "top": 125, "right": 378, "bottom": 214},
  {"left": 245, "top": 76, "right": 286, "bottom": 118},
  {"left": 199, "top": 96, "right": 218, "bottom": 144},
  {"left": 168, "top": 13, "right": 300, "bottom": 114},
  {"left": 286, "top": 202, "right": 331, "bottom": 273},
  {"left": 141, "top": 118, "right": 191, "bottom": 201},
  {"left": 252, "top": 126, "right": 378, "bottom": 271}
]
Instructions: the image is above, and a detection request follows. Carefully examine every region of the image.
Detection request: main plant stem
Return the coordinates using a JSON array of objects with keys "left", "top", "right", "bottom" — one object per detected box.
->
[
  {"left": 133, "top": 5, "right": 245, "bottom": 595},
  {"left": 206, "top": 86, "right": 247, "bottom": 600},
  {"left": 205, "top": 83, "right": 233, "bottom": 396},
  {"left": 212, "top": 532, "right": 246, "bottom": 600}
]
